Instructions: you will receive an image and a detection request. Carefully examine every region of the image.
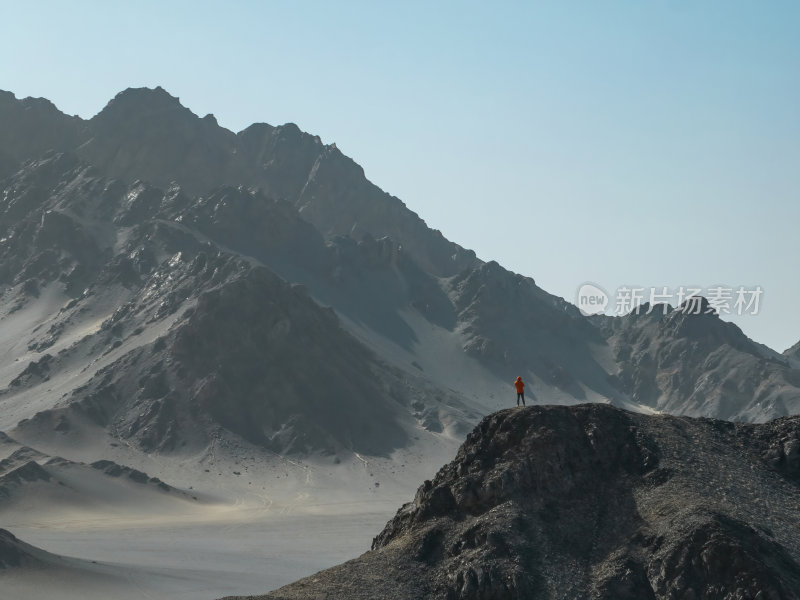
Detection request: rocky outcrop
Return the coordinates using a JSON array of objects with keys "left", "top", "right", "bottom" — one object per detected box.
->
[
  {"left": 598, "top": 299, "right": 800, "bottom": 422},
  {"left": 0, "top": 529, "right": 47, "bottom": 569},
  {"left": 785, "top": 340, "right": 800, "bottom": 366},
  {"left": 0, "top": 91, "right": 82, "bottom": 166},
  {"left": 90, "top": 460, "right": 171, "bottom": 490},
  {"left": 233, "top": 405, "right": 800, "bottom": 599}
]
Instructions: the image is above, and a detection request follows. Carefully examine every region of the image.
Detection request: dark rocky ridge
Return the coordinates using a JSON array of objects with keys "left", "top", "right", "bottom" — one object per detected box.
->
[
  {"left": 231, "top": 404, "right": 800, "bottom": 599},
  {"left": 786, "top": 340, "right": 800, "bottom": 366},
  {"left": 596, "top": 299, "right": 800, "bottom": 422},
  {"left": 0, "top": 91, "right": 83, "bottom": 171},
  {"left": 0, "top": 528, "right": 51, "bottom": 568},
  {"left": 0, "top": 87, "right": 477, "bottom": 278}
]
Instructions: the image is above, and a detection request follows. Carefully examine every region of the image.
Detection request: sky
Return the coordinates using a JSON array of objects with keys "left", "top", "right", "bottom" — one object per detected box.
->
[{"left": 1, "top": 1, "right": 799, "bottom": 351}]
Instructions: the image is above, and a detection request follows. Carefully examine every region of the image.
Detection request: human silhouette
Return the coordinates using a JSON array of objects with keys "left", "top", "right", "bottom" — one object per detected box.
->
[{"left": 514, "top": 376, "right": 525, "bottom": 406}]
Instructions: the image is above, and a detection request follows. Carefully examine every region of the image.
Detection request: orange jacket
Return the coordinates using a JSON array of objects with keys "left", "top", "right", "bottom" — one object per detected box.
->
[{"left": 514, "top": 377, "right": 524, "bottom": 393}]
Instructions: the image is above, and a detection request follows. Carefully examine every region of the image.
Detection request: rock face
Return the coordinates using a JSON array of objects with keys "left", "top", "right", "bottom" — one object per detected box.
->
[
  {"left": 239, "top": 405, "right": 800, "bottom": 599},
  {"left": 786, "top": 340, "right": 800, "bottom": 367},
  {"left": 0, "top": 150, "right": 467, "bottom": 455},
  {"left": 0, "top": 91, "right": 82, "bottom": 173},
  {"left": 0, "top": 528, "right": 53, "bottom": 569},
  {"left": 0, "top": 87, "right": 477, "bottom": 278},
  {"left": 0, "top": 529, "right": 34, "bottom": 568},
  {"left": 38, "top": 265, "right": 414, "bottom": 455},
  {"left": 597, "top": 300, "right": 800, "bottom": 422}
]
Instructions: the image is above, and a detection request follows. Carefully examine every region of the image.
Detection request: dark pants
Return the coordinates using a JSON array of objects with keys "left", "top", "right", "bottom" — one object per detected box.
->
[{"left": 517, "top": 392, "right": 525, "bottom": 406}]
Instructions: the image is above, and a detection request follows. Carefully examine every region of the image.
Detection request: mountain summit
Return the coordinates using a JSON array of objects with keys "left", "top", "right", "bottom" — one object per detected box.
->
[
  {"left": 0, "top": 87, "right": 477, "bottom": 277},
  {"left": 238, "top": 404, "right": 800, "bottom": 600}
]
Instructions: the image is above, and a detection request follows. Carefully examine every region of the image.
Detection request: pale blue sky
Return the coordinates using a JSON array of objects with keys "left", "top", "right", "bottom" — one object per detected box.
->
[{"left": 2, "top": 1, "right": 798, "bottom": 351}]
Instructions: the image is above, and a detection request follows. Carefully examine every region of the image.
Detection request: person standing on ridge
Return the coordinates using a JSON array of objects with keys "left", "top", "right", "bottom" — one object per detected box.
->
[{"left": 514, "top": 376, "right": 525, "bottom": 406}]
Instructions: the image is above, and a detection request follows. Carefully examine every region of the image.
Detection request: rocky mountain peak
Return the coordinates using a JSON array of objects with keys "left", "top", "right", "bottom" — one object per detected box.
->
[
  {"left": 0, "top": 89, "right": 82, "bottom": 167},
  {"left": 675, "top": 294, "right": 715, "bottom": 315},
  {"left": 373, "top": 405, "right": 656, "bottom": 543},
  {"left": 250, "top": 405, "right": 800, "bottom": 600},
  {"left": 0, "top": 91, "right": 62, "bottom": 116},
  {"left": 785, "top": 340, "right": 800, "bottom": 363},
  {"left": 95, "top": 86, "right": 185, "bottom": 118},
  {"left": 659, "top": 296, "right": 759, "bottom": 357},
  {"left": 0, "top": 87, "right": 480, "bottom": 278},
  {"left": 0, "top": 89, "right": 16, "bottom": 104}
]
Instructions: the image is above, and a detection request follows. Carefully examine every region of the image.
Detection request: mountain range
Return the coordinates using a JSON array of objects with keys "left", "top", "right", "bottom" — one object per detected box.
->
[
  {"left": 2, "top": 87, "right": 798, "bottom": 446},
  {"left": 0, "top": 87, "right": 799, "bottom": 598}
]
